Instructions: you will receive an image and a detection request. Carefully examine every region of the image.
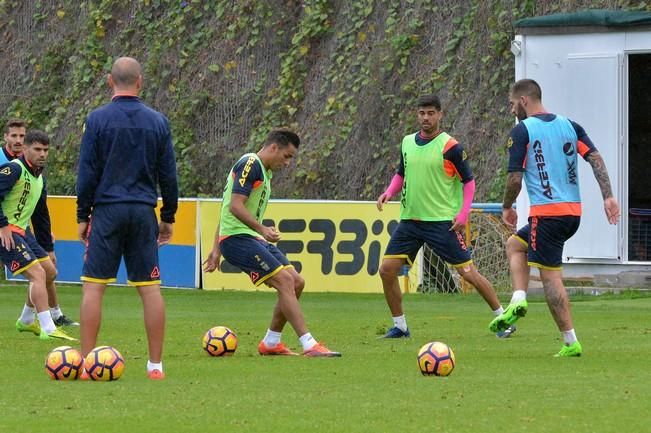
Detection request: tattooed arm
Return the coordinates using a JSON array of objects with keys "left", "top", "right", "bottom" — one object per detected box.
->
[
  {"left": 503, "top": 172, "right": 523, "bottom": 209},
  {"left": 586, "top": 151, "right": 613, "bottom": 199},
  {"left": 502, "top": 172, "right": 523, "bottom": 230},
  {"left": 586, "top": 151, "right": 620, "bottom": 224}
]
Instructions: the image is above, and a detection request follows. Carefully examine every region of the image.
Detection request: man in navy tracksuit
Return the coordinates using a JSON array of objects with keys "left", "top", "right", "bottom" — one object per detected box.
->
[{"left": 76, "top": 57, "right": 178, "bottom": 380}]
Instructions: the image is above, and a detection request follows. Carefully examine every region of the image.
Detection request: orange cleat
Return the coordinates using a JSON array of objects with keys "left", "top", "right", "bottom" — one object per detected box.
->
[
  {"left": 258, "top": 341, "right": 299, "bottom": 356},
  {"left": 79, "top": 369, "right": 90, "bottom": 381},
  {"left": 147, "top": 369, "right": 165, "bottom": 380},
  {"left": 303, "top": 342, "right": 342, "bottom": 357}
]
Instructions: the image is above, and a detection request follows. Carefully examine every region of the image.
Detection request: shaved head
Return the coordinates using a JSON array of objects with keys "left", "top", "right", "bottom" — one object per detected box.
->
[{"left": 110, "top": 57, "right": 142, "bottom": 87}]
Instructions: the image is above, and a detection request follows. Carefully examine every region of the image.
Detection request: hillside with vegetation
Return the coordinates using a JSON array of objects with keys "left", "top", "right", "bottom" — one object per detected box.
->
[{"left": 0, "top": 0, "right": 647, "bottom": 200}]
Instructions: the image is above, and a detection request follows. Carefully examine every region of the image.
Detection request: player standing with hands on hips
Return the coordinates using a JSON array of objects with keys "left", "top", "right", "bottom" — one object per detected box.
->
[
  {"left": 489, "top": 79, "right": 620, "bottom": 356},
  {"left": 76, "top": 57, "right": 178, "bottom": 379}
]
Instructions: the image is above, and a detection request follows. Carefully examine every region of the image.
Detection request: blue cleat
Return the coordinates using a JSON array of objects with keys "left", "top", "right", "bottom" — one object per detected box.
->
[
  {"left": 496, "top": 324, "right": 516, "bottom": 338},
  {"left": 381, "top": 326, "right": 410, "bottom": 338}
]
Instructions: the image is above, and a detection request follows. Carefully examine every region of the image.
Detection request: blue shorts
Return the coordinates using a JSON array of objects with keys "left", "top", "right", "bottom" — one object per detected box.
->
[
  {"left": 220, "top": 235, "right": 291, "bottom": 286},
  {"left": 515, "top": 216, "right": 581, "bottom": 269},
  {"left": 0, "top": 229, "right": 48, "bottom": 275},
  {"left": 82, "top": 203, "right": 160, "bottom": 286},
  {"left": 384, "top": 220, "right": 471, "bottom": 267}
]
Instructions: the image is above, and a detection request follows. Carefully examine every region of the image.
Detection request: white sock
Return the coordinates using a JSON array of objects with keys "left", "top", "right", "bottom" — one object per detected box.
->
[
  {"left": 19, "top": 304, "right": 36, "bottom": 324},
  {"left": 37, "top": 311, "right": 56, "bottom": 333},
  {"left": 562, "top": 329, "right": 577, "bottom": 345},
  {"left": 263, "top": 329, "right": 282, "bottom": 348},
  {"left": 50, "top": 305, "right": 63, "bottom": 320},
  {"left": 493, "top": 306, "right": 504, "bottom": 316},
  {"left": 147, "top": 360, "right": 163, "bottom": 373},
  {"left": 511, "top": 290, "right": 527, "bottom": 304},
  {"left": 299, "top": 332, "right": 318, "bottom": 351},
  {"left": 392, "top": 315, "right": 408, "bottom": 332}
]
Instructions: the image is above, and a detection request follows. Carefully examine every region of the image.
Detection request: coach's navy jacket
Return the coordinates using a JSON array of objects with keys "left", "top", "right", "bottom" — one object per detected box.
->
[{"left": 76, "top": 95, "right": 178, "bottom": 224}]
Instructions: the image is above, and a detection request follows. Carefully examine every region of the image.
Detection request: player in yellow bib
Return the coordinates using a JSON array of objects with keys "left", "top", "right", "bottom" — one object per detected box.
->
[
  {"left": 204, "top": 130, "right": 340, "bottom": 357},
  {"left": 0, "top": 130, "right": 75, "bottom": 341},
  {"left": 376, "top": 95, "right": 508, "bottom": 338},
  {"left": 2, "top": 120, "right": 78, "bottom": 335}
]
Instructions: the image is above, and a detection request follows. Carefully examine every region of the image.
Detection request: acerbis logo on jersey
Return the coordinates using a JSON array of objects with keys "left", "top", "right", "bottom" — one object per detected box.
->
[
  {"left": 13, "top": 170, "right": 31, "bottom": 221},
  {"left": 532, "top": 140, "right": 553, "bottom": 199},
  {"left": 0, "top": 167, "right": 11, "bottom": 175},
  {"left": 238, "top": 156, "right": 256, "bottom": 187}
]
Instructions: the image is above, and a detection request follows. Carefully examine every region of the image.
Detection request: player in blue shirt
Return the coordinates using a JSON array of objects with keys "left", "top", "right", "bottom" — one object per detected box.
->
[{"left": 489, "top": 79, "right": 620, "bottom": 357}]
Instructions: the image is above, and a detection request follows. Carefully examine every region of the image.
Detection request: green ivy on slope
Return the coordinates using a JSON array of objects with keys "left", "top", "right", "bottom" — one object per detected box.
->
[{"left": 0, "top": 0, "right": 648, "bottom": 200}]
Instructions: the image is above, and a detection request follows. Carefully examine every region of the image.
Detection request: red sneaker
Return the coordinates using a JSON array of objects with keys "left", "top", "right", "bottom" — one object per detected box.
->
[
  {"left": 258, "top": 341, "right": 299, "bottom": 356},
  {"left": 303, "top": 342, "right": 342, "bottom": 357},
  {"left": 147, "top": 369, "right": 165, "bottom": 380}
]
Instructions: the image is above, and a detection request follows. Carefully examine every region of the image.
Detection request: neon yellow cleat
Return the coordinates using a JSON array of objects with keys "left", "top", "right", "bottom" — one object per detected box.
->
[
  {"left": 16, "top": 319, "right": 41, "bottom": 336},
  {"left": 39, "top": 327, "right": 78, "bottom": 341},
  {"left": 489, "top": 300, "right": 528, "bottom": 333},
  {"left": 554, "top": 341, "right": 582, "bottom": 357}
]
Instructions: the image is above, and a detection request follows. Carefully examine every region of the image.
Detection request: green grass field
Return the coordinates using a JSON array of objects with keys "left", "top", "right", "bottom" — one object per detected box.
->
[{"left": 1, "top": 283, "right": 650, "bottom": 433}]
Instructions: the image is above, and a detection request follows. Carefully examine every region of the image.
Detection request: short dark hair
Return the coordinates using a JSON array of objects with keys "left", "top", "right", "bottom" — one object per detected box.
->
[
  {"left": 417, "top": 94, "right": 441, "bottom": 111},
  {"left": 4, "top": 118, "right": 26, "bottom": 133},
  {"left": 264, "top": 129, "right": 300, "bottom": 149},
  {"left": 24, "top": 130, "right": 49, "bottom": 146},
  {"left": 511, "top": 79, "right": 542, "bottom": 101}
]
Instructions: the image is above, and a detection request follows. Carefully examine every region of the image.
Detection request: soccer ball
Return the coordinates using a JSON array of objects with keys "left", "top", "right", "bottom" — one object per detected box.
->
[
  {"left": 45, "top": 346, "right": 84, "bottom": 380},
  {"left": 417, "top": 341, "right": 456, "bottom": 377},
  {"left": 84, "top": 346, "right": 125, "bottom": 381},
  {"left": 202, "top": 326, "right": 238, "bottom": 356}
]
